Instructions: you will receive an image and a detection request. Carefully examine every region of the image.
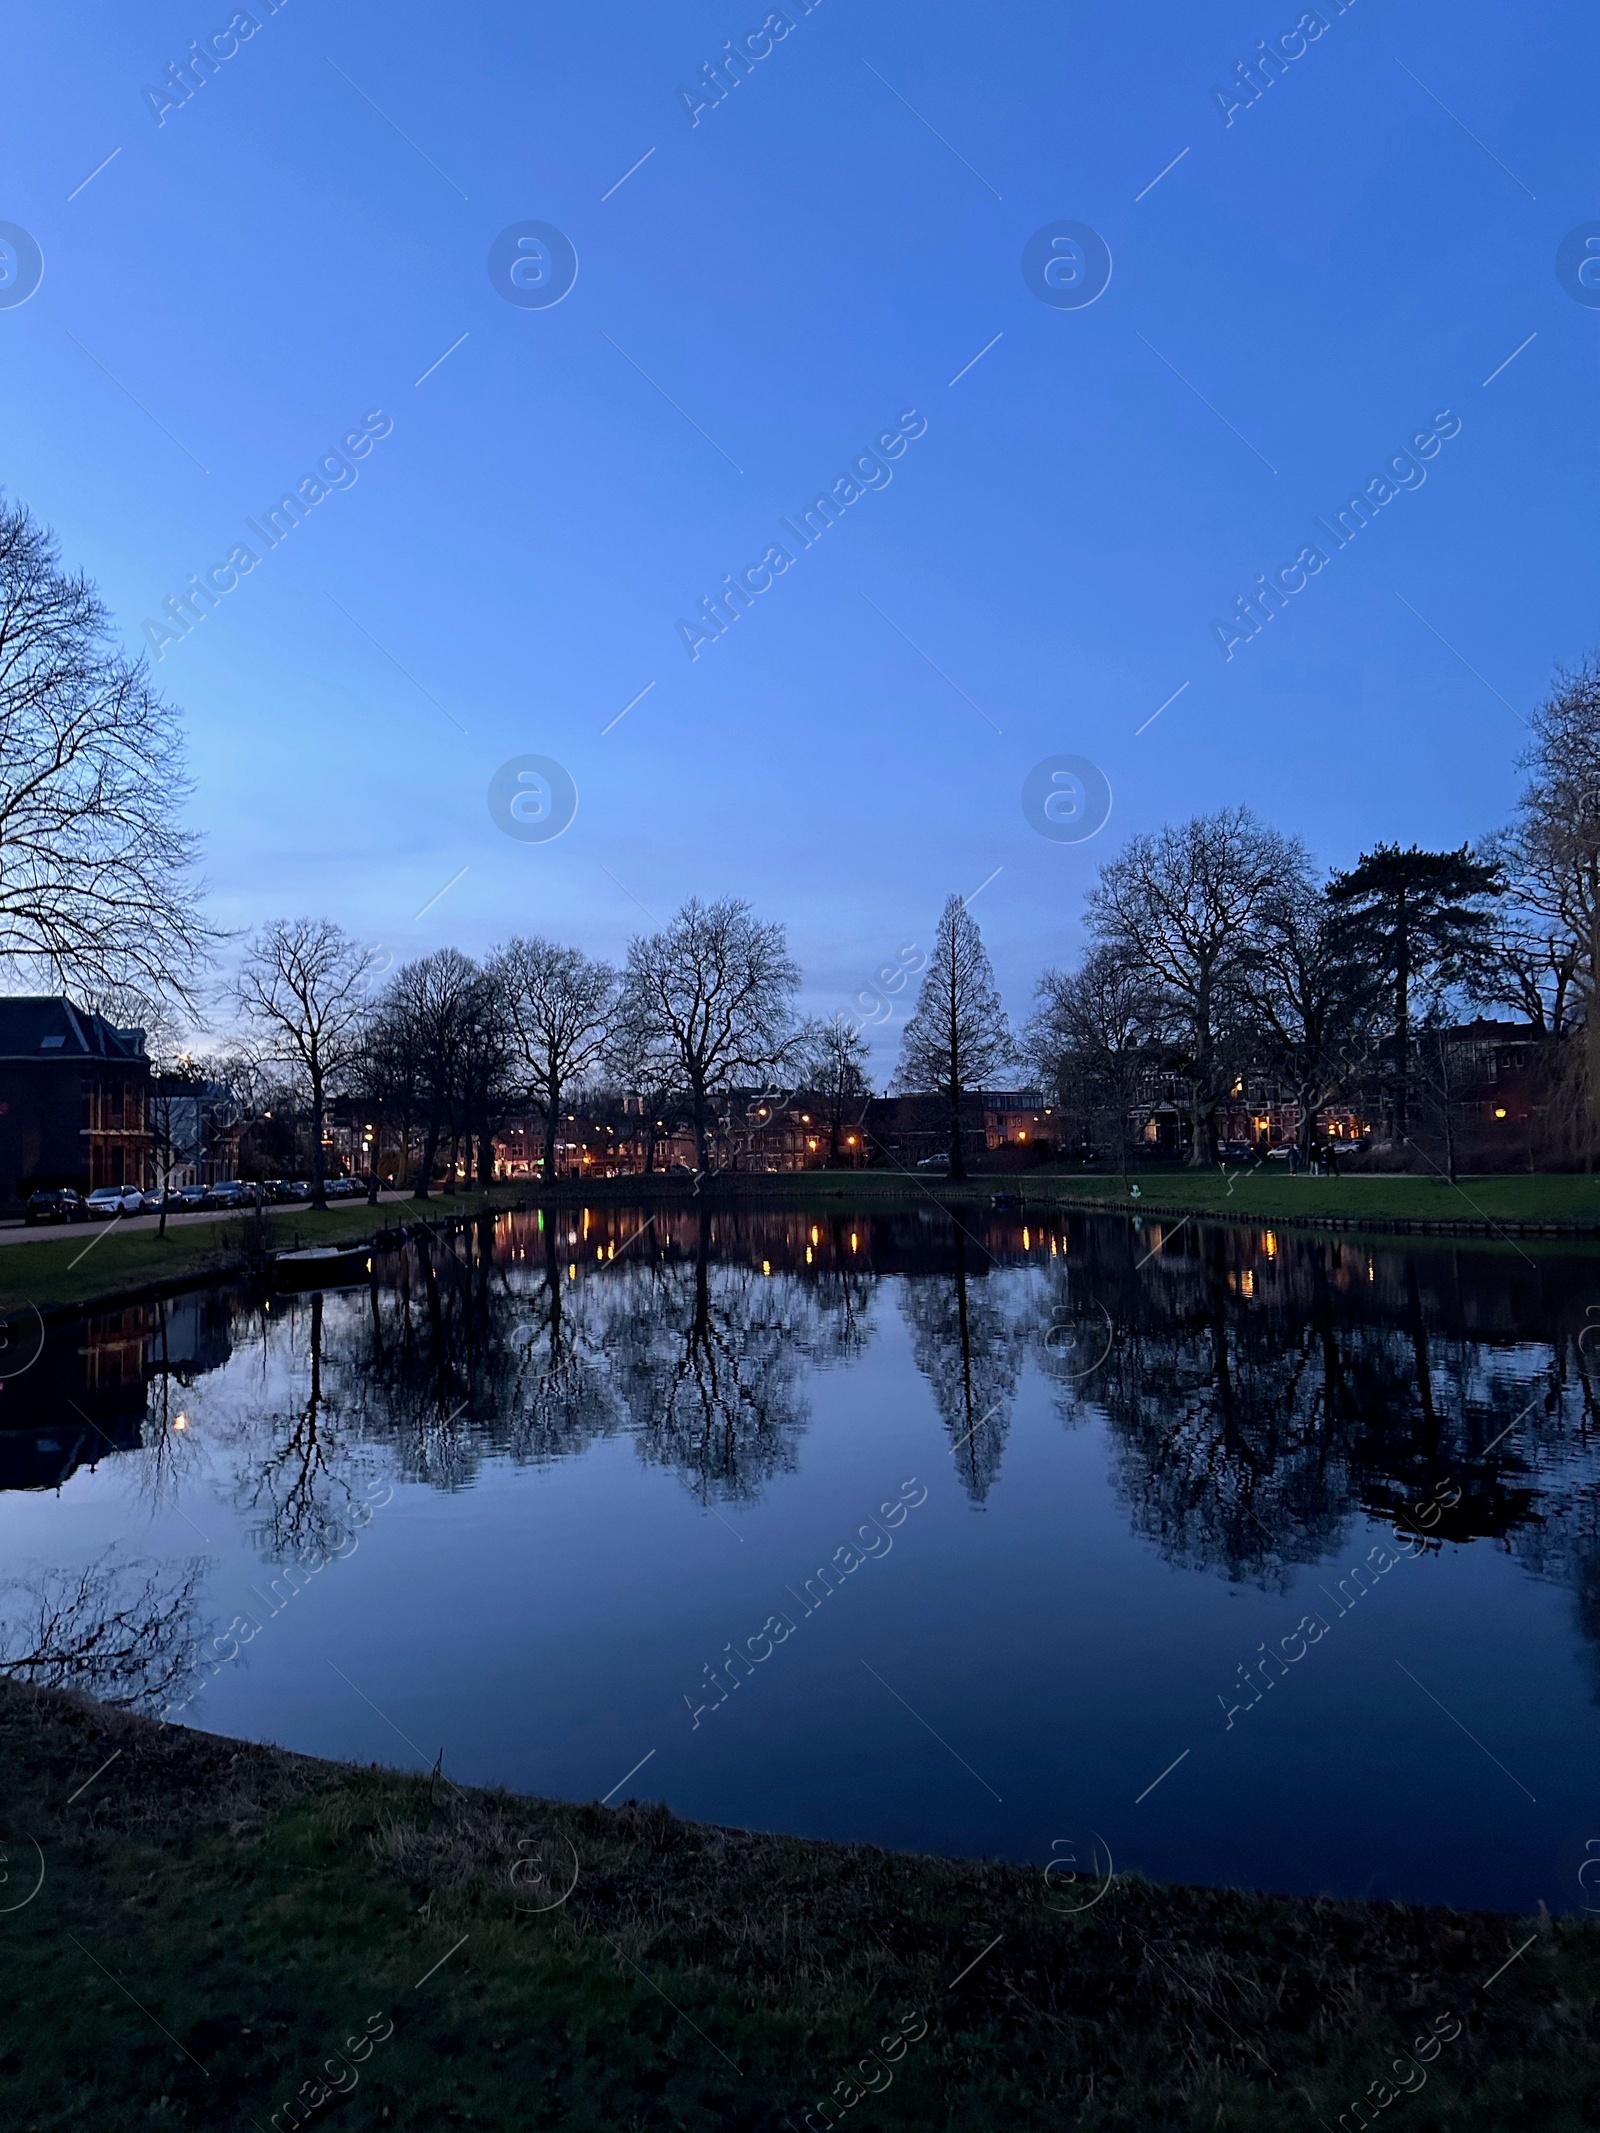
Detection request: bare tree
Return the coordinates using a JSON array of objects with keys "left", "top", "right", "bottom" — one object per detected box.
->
[
  {"left": 232, "top": 919, "right": 377, "bottom": 1208},
  {"left": 603, "top": 1003, "right": 688, "bottom": 1174},
  {"left": 458, "top": 961, "right": 517, "bottom": 1187},
  {"left": 894, "top": 893, "right": 1014, "bottom": 1178},
  {"left": 1086, "top": 808, "right": 1296, "bottom": 1165},
  {"left": 1026, "top": 947, "right": 1161, "bottom": 1172},
  {"left": 0, "top": 497, "right": 212, "bottom": 1001},
  {"left": 1484, "top": 657, "right": 1600, "bottom": 1152},
  {"left": 794, "top": 1014, "right": 872, "bottom": 1162},
  {"left": 495, "top": 937, "right": 616, "bottom": 1183},
  {"left": 617, "top": 898, "right": 800, "bottom": 1172},
  {"left": 1242, "top": 873, "right": 1382, "bottom": 1161},
  {"left": 380, "top": 948, "right": 483, "bottom": 1197}
]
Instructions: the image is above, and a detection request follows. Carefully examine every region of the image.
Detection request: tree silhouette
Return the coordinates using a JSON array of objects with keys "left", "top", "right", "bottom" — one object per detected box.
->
[
  {"left": 895, "top": 895, "right": 1014, "bottom": 1177},
  {"left": 1327, "top": 843, "right": 1501, "bottom": 1142},
  {"left": 900, "top": 1217, "right": 1027, "bottom": 1501}
]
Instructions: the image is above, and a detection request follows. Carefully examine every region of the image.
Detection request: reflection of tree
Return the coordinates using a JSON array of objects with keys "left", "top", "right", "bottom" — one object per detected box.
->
[
  {"left": 0, "top": 1553, "right": 207, "bottom": 1708},
  {"left": 900, "top": 1219, "right": 1029, "bottom": 1502},
  {"left": 807, "top": 1216, "right": 880, "bottom": 1366},
  {"left": 236, "top": 1291, "right": 365, "bottom": 1561},
  {"left": 1083, "top": 1234, "right": 1353, "bottom": 1587},
  {"left": 599, "top": 1211, "right": 812, "bottom": 1504},
  {"left": 321, "top": 1214, "right": 620, "bottom": 1487},
  {"left": 1046, "top": 1223, "right": 1600, "bottom": 1600},
  {"left": 105, "top": 1202, "right": 1600, "bottom": 1702}
]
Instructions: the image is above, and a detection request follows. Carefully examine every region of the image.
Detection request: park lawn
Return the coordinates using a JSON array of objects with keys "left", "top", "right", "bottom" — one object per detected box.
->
[
  {"left": 0, "top": 1684, "right": 1596, "bottom": 2132},
  {"left": 0, "top": 1187, "right": 520, "bottom": 1318},
  {"left": 1022, "top": 1168, "right": 1600, "bottom": 1224},
  {"left": 545, "top": 1168, "right": 1600, "bottom": 1230}
]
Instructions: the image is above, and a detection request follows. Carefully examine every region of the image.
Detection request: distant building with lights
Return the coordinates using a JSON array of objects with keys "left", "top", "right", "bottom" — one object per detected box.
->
[{"left": 0, "top": 996, "right": 151, "bottom": 1202}]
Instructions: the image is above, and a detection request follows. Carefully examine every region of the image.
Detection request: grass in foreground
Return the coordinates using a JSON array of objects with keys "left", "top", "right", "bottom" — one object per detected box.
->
[{"left": 0, "top": 1684, "right": 1595, "bottom": 2131}]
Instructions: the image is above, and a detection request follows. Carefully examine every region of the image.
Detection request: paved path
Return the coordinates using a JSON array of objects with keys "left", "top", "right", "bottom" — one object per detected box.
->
[{"left": 0, "top": 1192, "right": 418, "bottom": 1247}]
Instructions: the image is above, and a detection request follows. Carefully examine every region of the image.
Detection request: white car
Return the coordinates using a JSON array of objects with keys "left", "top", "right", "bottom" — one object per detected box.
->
[{"left": 86, "top": 1186, "right": 145, "bottom": 1219}]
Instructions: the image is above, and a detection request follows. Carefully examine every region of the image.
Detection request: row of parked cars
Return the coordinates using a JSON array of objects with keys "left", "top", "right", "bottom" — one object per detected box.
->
[{"left": 22, "top": 1178, "right": 375, "bottom": 1224}]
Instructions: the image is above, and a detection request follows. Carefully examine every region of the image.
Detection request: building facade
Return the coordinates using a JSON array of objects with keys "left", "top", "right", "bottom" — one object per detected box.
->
[
  {"left": 0, "top": 997, "right": 151, "bottom": 1202},
  {"left": 149, "top": 1074, "right": 242, "bottom": 1188}
]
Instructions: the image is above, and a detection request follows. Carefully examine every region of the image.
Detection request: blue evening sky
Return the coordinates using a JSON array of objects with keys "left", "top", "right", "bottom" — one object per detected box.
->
[{"left": 2, "top": 1, "right": 1593, "bottom": 1073}]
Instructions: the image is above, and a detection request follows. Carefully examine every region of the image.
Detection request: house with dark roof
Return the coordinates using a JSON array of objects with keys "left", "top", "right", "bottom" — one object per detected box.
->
[{"left": 0, "top": 997, "right": 151, "bottom": 1202}]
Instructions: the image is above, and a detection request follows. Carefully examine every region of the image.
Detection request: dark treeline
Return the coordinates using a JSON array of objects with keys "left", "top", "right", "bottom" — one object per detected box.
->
[{"left": 209, "top": 657, "right": 1600, "bottom": 1194}]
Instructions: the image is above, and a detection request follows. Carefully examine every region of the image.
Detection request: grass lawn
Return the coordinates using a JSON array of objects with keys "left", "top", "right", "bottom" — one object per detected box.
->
[
  {"left": 0, "top": 1187, "right": 522, "bottom": 1319},
  {"left": 0, "top": 1685, "right": 1595, "bottom": 2131},
  {"left": 1024, "top": 1168, "right": 1600, "bottom": 1226},
  {"left": 546, "top": 1168, "right": 1600, "bottom": 1232}
]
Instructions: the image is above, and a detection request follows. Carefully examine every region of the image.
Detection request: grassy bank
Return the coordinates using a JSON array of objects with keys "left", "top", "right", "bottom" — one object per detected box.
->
[
  {"left": 0, "top": 1187, "right": 522, "bottom": 1319},
  {"left": 5, "top": 1172, "right": 1598, "bottom": 1321},
  {"left": 541, "top": 1167, "right": 1600, "bottom": 1231},
  {"left": 0, "top": 1685, "right": 1595, "bottom": 2131},
  {"left": 1030, "top": 1168, "right": 1600, "bottom": 1226}
]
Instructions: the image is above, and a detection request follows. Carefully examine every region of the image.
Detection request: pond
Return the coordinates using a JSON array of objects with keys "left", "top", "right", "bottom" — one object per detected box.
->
[{"left": 2, "top": 1201, "right": 1597, "bottom": 1916}]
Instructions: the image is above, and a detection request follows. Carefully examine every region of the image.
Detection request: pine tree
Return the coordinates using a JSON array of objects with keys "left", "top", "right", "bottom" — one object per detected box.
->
[
  {"left": 1326, "top": 844, "right": 1501, "bottom": 1142},
  {"left": 895, "top": 895, "right": 1014, "bottom": 1178}
]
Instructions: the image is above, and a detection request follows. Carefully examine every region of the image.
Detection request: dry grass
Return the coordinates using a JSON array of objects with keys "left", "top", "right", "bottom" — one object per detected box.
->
[{"left": 0, "top": 1681, "right": 1596, "bottom": 2130}]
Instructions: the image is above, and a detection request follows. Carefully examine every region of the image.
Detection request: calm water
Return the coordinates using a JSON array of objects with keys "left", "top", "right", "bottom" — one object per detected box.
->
[{"left": 4, "top": 1202, "right": 1599, "bottom": 1915}]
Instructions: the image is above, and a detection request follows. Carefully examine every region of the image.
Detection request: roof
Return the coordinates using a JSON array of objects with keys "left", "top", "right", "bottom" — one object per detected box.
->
[
  {"left": 0, "top": 996, "right": 148, "bottom": 1063},
  {"left": 1439, "top": 1019, "right": 1543, "bottom": 1043}
]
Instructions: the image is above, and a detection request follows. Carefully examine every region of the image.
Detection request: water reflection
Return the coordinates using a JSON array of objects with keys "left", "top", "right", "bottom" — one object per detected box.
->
[{"left": 7, "top": 1204, "right": 1600, "bottom": 1695}]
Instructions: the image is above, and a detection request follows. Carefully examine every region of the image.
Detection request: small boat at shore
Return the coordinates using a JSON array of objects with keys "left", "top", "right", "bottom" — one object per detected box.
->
[{"left": 268, "top": 1243, "right": 375, "bottom": 1291}]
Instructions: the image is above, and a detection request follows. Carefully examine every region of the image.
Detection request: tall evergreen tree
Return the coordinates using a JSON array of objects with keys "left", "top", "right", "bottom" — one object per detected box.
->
[
  {"left": 1326, "top": 844, "right": 1501, "bottom": 1142},
  {"left": 895, "top": 894, "right": 1014, "bottom": 1178}
]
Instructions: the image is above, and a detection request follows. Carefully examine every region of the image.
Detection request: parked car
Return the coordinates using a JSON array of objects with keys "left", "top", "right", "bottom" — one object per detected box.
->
[
  {"left": 208, "top": 1180, "right": 253, "bottom": 1208},
  {"left": 24, "top": 1188, "right": 88, "bottom": 1225},
  {"left": 176, "top": 1184, "right": 212, "bottom": 1211},
  {"left": 142, "top": 1188, "right": 182, "bottom": 1214},
  {"left": 86, "top": 1186, "right": 145, "bottom": 1219},
  {"left": 285, "top": 1181, "right": 311, "bottom": 1201},
  {"left": 916, "top": 1153, "right": 951, "bottom": 1172}
]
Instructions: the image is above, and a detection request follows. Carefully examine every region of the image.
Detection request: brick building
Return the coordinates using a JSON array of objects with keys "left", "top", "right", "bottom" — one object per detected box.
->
[{"left": 0, "top": 997, "right": 151, "bottom": 1202}]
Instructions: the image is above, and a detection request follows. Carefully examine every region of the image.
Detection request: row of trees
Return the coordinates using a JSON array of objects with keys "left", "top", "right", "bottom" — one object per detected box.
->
[
  {"left": 1, "top": 490, "right": 1596, "bottom": 1182},
  {"left": 115, "top": 644, "right": 1600, "bottom": 1193},
  {"left": 1028, "top": 662, "right": 1600, "bottom": 1168},
  {"left": 228, "top": 902, "right": 847, "bottom": 1203}
]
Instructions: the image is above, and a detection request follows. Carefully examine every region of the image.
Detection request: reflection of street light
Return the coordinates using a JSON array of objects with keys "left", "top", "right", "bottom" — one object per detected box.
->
[{"left": 173, "top": 1412, "right": 189, "bottom": 1431}]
